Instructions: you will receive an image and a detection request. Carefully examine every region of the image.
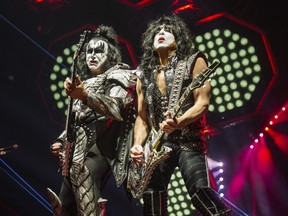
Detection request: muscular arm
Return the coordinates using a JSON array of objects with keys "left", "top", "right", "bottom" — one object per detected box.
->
[
  {"left": 133, "top": 78, "right": 149, "bottom": 146},
  {"left": 130, "top": 78, "right": 149, "bottom": 163},
  {"left": 160, "top": 57, "right": 211, "bottom": 133}
]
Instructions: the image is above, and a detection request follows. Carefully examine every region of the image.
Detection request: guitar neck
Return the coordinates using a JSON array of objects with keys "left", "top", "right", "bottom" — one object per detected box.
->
[{"left": 65, "top": 56, "right": 78, "bottom": 142}]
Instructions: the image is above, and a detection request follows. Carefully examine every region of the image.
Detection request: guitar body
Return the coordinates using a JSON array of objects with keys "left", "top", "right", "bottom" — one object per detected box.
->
[
  {"left": 127, "top": 130, "right": 172, "bottom": 199},
  {"left": 127, "top": 60, "right": 220, "bottom": 198}
]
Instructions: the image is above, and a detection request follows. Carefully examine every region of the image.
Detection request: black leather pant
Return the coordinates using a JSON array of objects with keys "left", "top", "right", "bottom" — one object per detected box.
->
[{"left": 143, "top": 142, "right": 230, "bottom": 216}]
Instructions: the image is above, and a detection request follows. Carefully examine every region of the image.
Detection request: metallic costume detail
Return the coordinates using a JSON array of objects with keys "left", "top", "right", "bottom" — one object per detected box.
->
[
  {"left": 112, "top": 101, "right": 137, "bottom": 186},
  {"left": 143, "top": 190, "right": 168, "bottom": 216},
  {"left": 191, "top": 187, "right": 231, "bottom": 216},
  {"left": 47, "top": 188, "right": 65, "bottom": 216},
  {"left": 70, "top": 163, "right": 101, "bottom": 216}
]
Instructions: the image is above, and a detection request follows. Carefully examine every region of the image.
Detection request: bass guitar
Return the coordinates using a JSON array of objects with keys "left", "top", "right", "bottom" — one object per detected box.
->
[
  {"left": 127, "top": 60, "right": 220, "bottom": 198},
  {"left": 61, "top": 30, "right": 90, "bottom": 176}
]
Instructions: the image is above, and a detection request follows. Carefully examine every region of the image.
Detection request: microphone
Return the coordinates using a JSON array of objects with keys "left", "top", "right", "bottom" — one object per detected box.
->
[{"left": 0, "top": 144, "right": 19, "bottom": 155}]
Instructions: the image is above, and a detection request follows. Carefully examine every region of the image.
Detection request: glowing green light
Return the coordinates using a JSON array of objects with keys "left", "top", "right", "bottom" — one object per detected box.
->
[
  {"left": 58, "top": 81, "right": 64, "bottom": 88},
  {"left": 254, "top": 64, "right": 261, "bottom": 72},
  {"left": 224, "top": 94, "right": 232, "bottom": 101},
  {"left": 50, "top": 84, "right": 57, "bottom": 92},
  {"left": 63, "top": 48, "right": 70, "bottom": 56},
  {"left": 61, "top": 89, "right": 66, "bottom": 97},
  {"left": 50, "top": 73, "right": 57, "bottom": 81},
  {"left": 218, "top": 76, "right": 226, "bottom": 84},
  {"left": 209, "top": 103, "right": 215, "bottom": 109},
  {"left": 232, "top": 91, "right": 240, "bottom": 99},
  {"left": 248, "top": 84, "right": 256, "bottom": 92},
  {"left": 221, "top": 85, "right": 229, "bottom": 93},
  {"left": 230, "top": 52, "right": 237, "bottom": 60},
  {"left": 171, "top": 197, "right": 177, "bottom": 203},
  {"left": 61, "top": 68, "right": 69, "bottom": 76},
  {"left": 227, "top": 102, "right": 235, "bottom": 110},
  {"left": 172, "top": 181, "right": 179, "bottom": 187},
  {"left": 240, "top": 38, "right": 248, "bottom": 46},
  {"left": 218, "top": 105, "right": 226, "bottom": 112},
  {"left": 224, "top": 64, "right": 232, "bottom": 72},
  {"left": 228, "top": 42, "right": 235, "bottom": 50},
  {"left": 213, "top": 29, "right": 220, "bottom": 37},
  {"left": 223, "top": 29, "right": 232, "bottom": 37},
  {"left": 221, "top": 55, "right": 229, "bottom": 63},
  {"left": 57, "top": 101, "right": 64, "bottom": 109},
  {"left": 53, "top": 65, "right": 60, "bottom": 72},
  {"left": 253, "top": 75, "right": 260, "bottom": 83},
  {"left": 212, "top": 88, "right": 220, "bottom": 95},
  {"left": 230, "top": 82, "right": 237, "bottom": 90},
  {"left": 54, "top": 92, "right": 61, "bottom": 100},
  {"left": 215, "top": 37, "right": 223, "bottom": 45},
  {"left": 175, "top": 188, "right": 182, "bottom": 194},
  {"left": 210, "top": 49, "right": 217, "bottom": 58},
  {"left": 71, "top": 44, "right": 77, "bottom": 52},
  {"left": 233, "top": 61, "right": 240, "bottom": 70},
  {"left": 218, "top": 47, "right": 226, "bottom": 55},
  {"left": 251, "top": 55, "right": 259, "bottom": 63},
  {"left": 174, "top": 204, "right": 180, "bottom": 210},
  {"left": 178, "top": 195, "right": 185, "bottom": 201},
  {"left": 204, "top": 32, "right": 212, "bottom": 40},
  {"left": 245, "top": 67, "right": 252, "bottom": 75},
  {"left": 232, "top": 33, "right": 240, "bottom": 41},
  {"left": 242, "top": 58, "right": 249, "bottom": 66},
  {"left": 244, "top": 92, "right": 252, "bottom": 100},
  {"left": 207, "top": 41, "right": 214, "bottom": 49},
  {"left": 239, "top": 49, "right": 247, "bottom": 57},
  {"left": 198, "top": 44, "right": 206, "bottom": 52},
  {"left": 236, "top": 70, "right": 244, "bottom": 78},
  {"left": 56, "top": 56, "right": 63, "bottom": 63},
  {"left": 67, "top": 56, "right": 73, "bottom": 65},
  {"left": 168, "top": 190, "right": 174, "bottom": 196},
  {"left": 236, "top": 100, "right": 244, "bottom": 107},
  {"left": 240, "top": 80, "right": 248, "bottom": 88},
  {"left": 248, "top": 46, "right": 256, "bottom": 54},
  {"left": 215, "top": 97, "right": 223, "bottom": 104}
]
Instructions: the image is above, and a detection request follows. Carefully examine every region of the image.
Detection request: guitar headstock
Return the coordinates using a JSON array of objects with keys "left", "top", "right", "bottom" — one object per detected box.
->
[
  {"left": 73, "top": 30, "right": 91, "bottom": 60},
  {"left": 192, "top": 60, "right": 220, "bottom": 89}
]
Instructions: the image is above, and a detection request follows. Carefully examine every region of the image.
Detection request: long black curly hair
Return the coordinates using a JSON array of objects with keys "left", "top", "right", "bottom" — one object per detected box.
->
[
  {"left": 139, "top": 14, "right": 196, "bottom": 78},
  {"left": 76, "top": 25, "right": 122, "bottom": 80}
]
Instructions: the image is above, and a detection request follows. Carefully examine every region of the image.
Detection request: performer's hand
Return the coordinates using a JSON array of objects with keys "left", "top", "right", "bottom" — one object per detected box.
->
[
  {"left": 130, "top": 144, "right": 144, "bottom": 165},
  {"left": 64, "top": 75, "right": 88, "bottom": 101},
  {"left": 50, "top": 142, "right": 62, "bottom": 157},
  {"left": 159, "top": 111, "right": 179, "bottom": 134}
]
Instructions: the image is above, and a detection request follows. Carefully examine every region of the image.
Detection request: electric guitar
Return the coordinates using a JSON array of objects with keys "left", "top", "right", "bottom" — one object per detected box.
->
[
  {"left": 61, "top": 30, "right": 90, "bottom": 176},
  {"left": 127, "top": 60, "right": 220, "bottom": 198}
]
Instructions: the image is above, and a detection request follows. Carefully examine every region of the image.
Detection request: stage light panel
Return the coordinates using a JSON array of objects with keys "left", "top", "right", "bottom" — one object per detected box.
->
[{"left": 194, "top": 13, "right": 276, "bottom": 124}]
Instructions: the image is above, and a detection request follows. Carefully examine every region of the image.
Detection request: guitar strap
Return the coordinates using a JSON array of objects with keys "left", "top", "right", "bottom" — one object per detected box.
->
[
  {"left": 168, "top": 51, "right": 204, "bottom": 112},
  {"left": 167, "top": 59, "right": 186, "bottom": 112}
]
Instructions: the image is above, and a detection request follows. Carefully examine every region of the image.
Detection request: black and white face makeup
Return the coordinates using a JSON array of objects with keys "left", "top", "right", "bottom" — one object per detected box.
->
[
  {"left": 86, "top": 39, "right": 109, "bottom": 76},
  {"left": 153, "top": 25, "right": 176, "bottom": 51}
]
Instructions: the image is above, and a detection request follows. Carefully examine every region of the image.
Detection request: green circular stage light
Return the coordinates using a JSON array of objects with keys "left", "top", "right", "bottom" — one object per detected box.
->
[{"left": 194, "top": 13, "right": 275, "bottom": 124}]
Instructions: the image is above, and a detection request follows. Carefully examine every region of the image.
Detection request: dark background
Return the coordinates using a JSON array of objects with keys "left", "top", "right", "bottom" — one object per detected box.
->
[{"left": 1, "top": 0, "right": 288, "bottom": 215}]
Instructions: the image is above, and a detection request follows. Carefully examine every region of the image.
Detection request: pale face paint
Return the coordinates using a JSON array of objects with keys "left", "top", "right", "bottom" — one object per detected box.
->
[
  {"left": 85, "top": 39, "right": 109, "bottom": 76},
  {"left": 153, "top": 25, "right": 176, "bottom": 51}
]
